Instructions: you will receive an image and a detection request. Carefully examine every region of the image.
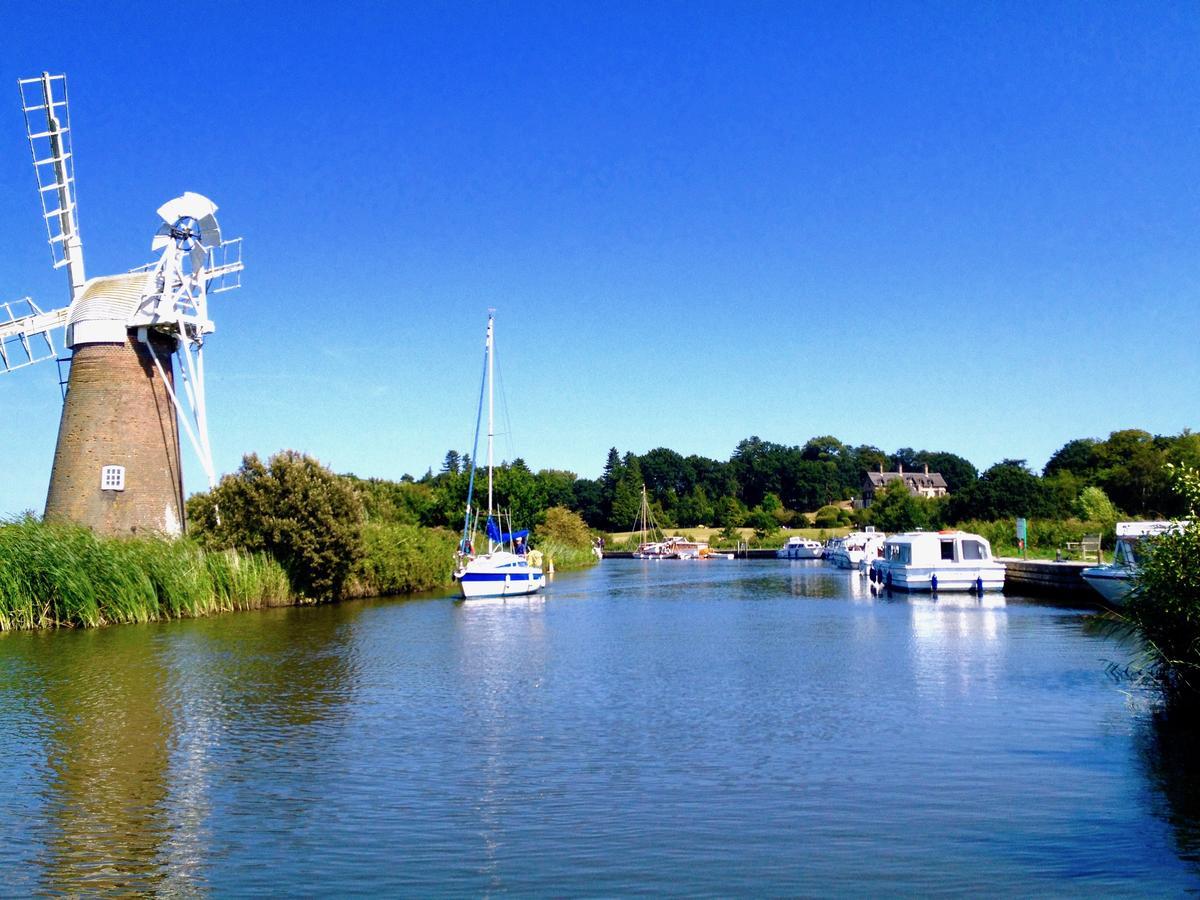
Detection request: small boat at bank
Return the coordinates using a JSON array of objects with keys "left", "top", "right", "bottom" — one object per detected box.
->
[
  {"left": 1081, "top": 520, "right": 1181, "bottom": 605},
  {"left": 869, "top": 530, "right": 1005, "bottom": 592},
  {"left": 777, "top": 536, "right": 824, "bottom": 559},
  {"left": 829, "top": 528, "right": 885, "bottom": 569},
  {"left": 453, "top": 313, "right": 545, "bottom": 599}
]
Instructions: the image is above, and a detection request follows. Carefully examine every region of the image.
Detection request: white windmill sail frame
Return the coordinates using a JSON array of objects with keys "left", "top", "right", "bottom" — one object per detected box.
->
[
  {"left": 0, "top": 298, "right": 66, "bottom": 373},
  {"left": 18, "top": 72, "right": 86, "bottom": 299}
]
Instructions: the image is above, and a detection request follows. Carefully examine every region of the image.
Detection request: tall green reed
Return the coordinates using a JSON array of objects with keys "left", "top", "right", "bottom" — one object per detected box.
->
[{"left": 0, "top": 518, "right": 294, "bottom": 631}]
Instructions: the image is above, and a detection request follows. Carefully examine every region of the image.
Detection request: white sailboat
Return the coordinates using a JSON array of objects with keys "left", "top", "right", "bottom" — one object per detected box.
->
[
  {"left": 452, "top": 313, "right": 545, "bottom": 599},
  {"left": 632, "top": 485, "right": 668, "bottom": 558}
]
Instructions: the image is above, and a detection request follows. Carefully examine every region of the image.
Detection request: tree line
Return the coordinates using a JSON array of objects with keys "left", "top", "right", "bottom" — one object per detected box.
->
[{"left": 363, "top": 428, "right": 1199, "bottom": 535}]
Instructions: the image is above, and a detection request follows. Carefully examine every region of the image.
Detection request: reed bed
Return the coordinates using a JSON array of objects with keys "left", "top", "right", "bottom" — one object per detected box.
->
[
  {"left": 0, "top": 519, "right": 294, "bottom": 632},
  {"left": 350, "top": 522, "right": 460, "bottom": 597},
  {"left": 533, "top": 539, "right": 599, "bottom": 572}
]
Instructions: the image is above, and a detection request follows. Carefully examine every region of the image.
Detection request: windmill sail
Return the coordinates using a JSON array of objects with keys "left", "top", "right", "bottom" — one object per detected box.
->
[
  {"left": 18, "top": 73, "right": 85, "bottom": 298},
  {"left": 0, "top": 298, "right": 65, "bottom": 373}
]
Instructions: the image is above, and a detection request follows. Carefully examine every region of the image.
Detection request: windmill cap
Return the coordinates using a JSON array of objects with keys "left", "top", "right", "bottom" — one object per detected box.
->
[{"left": 66, "top": 272, "right": 157, "bottom": 346}]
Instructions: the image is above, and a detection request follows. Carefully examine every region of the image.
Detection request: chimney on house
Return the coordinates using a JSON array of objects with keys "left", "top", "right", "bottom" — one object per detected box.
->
[
  {"left": 924, "top": 463, "right": 929, "bottom": 475},
  {"left": 878, "top": 463, "right": 884, "bottom": 473},
  {"left": 898, "top": 462, "right": 904, "bottom": 474}
]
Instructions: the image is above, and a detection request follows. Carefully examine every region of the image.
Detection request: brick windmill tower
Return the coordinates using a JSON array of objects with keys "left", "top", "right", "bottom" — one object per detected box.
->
[{"left": 0, "top": 73, "right": 243, "bottom": 536}]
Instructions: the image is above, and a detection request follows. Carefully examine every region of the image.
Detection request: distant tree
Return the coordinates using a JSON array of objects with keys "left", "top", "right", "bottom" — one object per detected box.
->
[
  {"left": 640, "top": 447, "right": 691, "bottom": 499},
  {"left": 348, "top": 475, "right": 439, "bottom": 527},
  {"left": 950, "top": 459, "right": 1052, "bottom": 521},
  {"left": 1042, "top": 470, "right": 1084, "bottom": 520},
  {"left": 713, "top": 495, "right": 748, "bottom": 528},
  {"left": 1166, "top": 430, "right": 1200, "bottom": 470},
  {"left": 674, "top": 485, "right": 715, "bottom": 528},
  {"left": 572, "top": 478, "right": 605, "bottom": 527},
  {"left": 188, "top": 450, "right": 364, "bottom": 601},
  {"left": 802, "top": 435, "right": 847, "bottom": 462},
  {"left": 1094, "top": 429, "right": 1172, "bottom": 516},
  {"left": 1044, "top": 438, "right": 1098, "bottom": 479},
  {"left": 600, "top": 447, "right": 623, "bottom": 524},
  {"left": 744, "top": 506, "right": 779, "bottom": 538},
  {"left": 869, "top": 478, "right": 929, "bottom": 532},
  {"left": 889, "top": 447, "right": 922, "bottom": 471},
  {"left": 536, "top": 469, "right": 578, "bottom": 510},
  {"left": 731, "top": 436, "right": 785, "bottom": 508},
  {"left": 914, "top": 450, "right": 978, "bottom": 494},
  {"left": 441, "top": 450, "right": 462, "bottom": 475},
  {"left": 851, "top": 445, "right": 890, "bottom": 477},
  {"left": 687, "top": 455, "right": 737, "bottom": 500},
  {"left": 610, "top": 456, "right": 645, "bottom": 531},
  {"left": 492, "top": 461, "right": 543, "bottom": 529}
]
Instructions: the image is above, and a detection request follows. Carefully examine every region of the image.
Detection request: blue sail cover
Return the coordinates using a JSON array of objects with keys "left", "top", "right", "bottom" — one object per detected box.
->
[{"left": 486, "top": 517, "right": 528, "bottom": 545}]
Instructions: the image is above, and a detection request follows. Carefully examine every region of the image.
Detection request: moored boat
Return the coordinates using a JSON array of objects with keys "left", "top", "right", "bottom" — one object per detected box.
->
[
  {"left": 1081, "top": 520, "right": 1181, "bottom": 605},
  {"left": 831, "top": 528, "right": 885, "bottom": 569},
  {"left": 869, "top": 530, "right": 1005, "bottom": 592},
  {"left": 452, "top": 313, "right": 545, "bottom": 599},
  {"left": 777, "top": 536, "right": 824, "bottom": 559}
]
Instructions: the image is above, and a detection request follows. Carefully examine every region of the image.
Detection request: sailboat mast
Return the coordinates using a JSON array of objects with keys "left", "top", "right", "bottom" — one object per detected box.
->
[
  {"left": 487, "top": 312, "right": 495, "bottom": 528},
  {"left": 641, "top": 484, "right": 649, "bottom": 544}
]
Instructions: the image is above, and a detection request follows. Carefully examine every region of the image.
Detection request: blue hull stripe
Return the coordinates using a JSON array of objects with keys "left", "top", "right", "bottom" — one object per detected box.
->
[{"left": 459, "top": 572, "right": 540, "bottom": 582}]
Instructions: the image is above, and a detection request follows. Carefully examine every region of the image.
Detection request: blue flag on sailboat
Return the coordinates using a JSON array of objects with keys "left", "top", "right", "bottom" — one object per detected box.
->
[
  {"left": 486, "top": 517, "right": 502, "bottom": 543},
  {"left": 485, "top": 517, "right": 529, "bottom": 545}
]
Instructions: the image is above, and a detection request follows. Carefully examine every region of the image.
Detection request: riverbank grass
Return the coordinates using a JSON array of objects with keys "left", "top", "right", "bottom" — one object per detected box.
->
[{"left": 0, "top": 519, "right": 292, "bottom": 631}]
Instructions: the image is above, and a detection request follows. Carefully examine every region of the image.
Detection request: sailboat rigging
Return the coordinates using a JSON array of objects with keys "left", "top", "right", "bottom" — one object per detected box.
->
[{"left": 452, "top": 312, "right": 546, "bottom": 599}]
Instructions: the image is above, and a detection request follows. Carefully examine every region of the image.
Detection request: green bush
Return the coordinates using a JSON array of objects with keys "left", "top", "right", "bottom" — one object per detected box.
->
[
  {"left": 189, "top": 451, "right": 365, "bottom": 602},
  {"left": 952, "top": 517, "right": 1109, "bottom": 558},
  {"left": 351, "top": 523, "right": 459, "bottom": 596},
  {"left": 535, "top": 507, "right": 593, "bottom": 549},
  {"left": 1076, "top": 486, "right": 1119, "bottom": 529},
  {"left": 814, "top": 505, "right": 841, "bottom": 529},
  {"left": 1121, "top": 465, "right": 1200, "bottom": 707}
]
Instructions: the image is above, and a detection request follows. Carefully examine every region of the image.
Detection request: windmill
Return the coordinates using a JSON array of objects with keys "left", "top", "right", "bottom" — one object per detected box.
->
[{"left": 1, "top": 72, "right": 243, "bottom": 536}]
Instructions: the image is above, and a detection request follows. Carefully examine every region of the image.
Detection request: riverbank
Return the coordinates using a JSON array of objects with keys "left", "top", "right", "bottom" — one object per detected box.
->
[{"left": 0, "top": 518, "right": 599, "bottom": 632}]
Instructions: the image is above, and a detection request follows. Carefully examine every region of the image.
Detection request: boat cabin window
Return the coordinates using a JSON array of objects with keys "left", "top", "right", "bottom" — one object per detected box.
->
[
  {"left": 940, "top": 540, "right": 956, "bottom": 561},
  {"left": 961, "top": 539, "right": 986, "bottom": 560},
  {"left": 886, "top": 544, "right": 911, "bottom": 563}
]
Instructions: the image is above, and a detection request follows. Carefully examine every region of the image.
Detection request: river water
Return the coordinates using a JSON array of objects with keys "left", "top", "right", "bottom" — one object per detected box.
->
[{"left": 1, "top": 558, "right": 1198, "bottom": 895}]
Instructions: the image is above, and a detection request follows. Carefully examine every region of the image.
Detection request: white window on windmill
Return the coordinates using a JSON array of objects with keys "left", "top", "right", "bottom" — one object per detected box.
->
[{"left": 100, "top": 465, "right": 126, "bottom": 492}]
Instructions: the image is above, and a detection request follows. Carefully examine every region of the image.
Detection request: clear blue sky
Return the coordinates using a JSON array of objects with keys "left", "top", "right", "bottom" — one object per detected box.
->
[{"left": 2, "top": 1, "right": 1197, "bottom": 516}]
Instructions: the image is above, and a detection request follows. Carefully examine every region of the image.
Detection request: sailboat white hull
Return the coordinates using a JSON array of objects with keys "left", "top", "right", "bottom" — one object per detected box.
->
[{"left": 455, "top": 551, "right": 545, "bottom": 599}]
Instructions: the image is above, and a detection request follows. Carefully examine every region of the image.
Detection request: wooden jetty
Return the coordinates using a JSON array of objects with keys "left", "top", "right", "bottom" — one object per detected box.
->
[{"left": 997, "top": 558, "right": 1098, "bottom": 599}]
